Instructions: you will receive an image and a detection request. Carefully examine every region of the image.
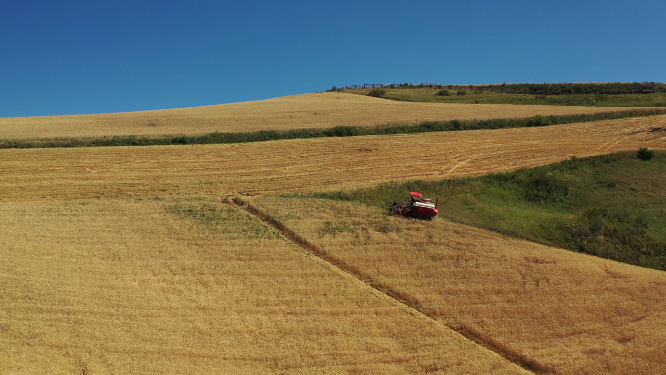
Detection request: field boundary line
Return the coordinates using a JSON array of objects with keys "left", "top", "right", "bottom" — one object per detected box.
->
[
  {"left": 226, "top": 195, "right": 554, "bottom": 374},
  {"left": 2, "top": 108, "right": 664, "bottom": 150}
]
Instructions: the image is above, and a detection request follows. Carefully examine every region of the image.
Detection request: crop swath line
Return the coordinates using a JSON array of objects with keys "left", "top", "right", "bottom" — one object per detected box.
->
[
  {"left": 598, "top": 136, "right": 624, "bottom": 151},
  {"left": 226, "top": 195, "right": 553, "bottom": 374}
]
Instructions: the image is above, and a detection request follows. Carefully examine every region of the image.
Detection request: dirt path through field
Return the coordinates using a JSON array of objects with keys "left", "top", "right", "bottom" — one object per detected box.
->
[{"left": 1, "top": 115, "right": 664, "bottom": 202}]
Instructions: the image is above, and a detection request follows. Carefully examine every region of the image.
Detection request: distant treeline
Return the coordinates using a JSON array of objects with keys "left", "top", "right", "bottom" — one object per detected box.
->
[
  {"left": 2, "top": 108, "right": 664, "bottom": 149},
  {"left": 330, "top": 82, "right": 666, "bottom": 95}
]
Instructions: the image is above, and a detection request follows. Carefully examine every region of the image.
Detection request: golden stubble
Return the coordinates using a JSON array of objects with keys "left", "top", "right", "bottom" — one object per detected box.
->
[
  {"left": 1, "top": 115, "right": 664, "bottom": 202},
  {"left": 0, "top": 92, "right": 637, "bottom": 139},
  {"left": 250, "top": 196, "right": 666, "bottom": 375},
  {"left": 0, "top": 199, "right": 527, "bottom": 374},
  {"left": 1, "top": 102, "right": 665, "bottom": 374}
]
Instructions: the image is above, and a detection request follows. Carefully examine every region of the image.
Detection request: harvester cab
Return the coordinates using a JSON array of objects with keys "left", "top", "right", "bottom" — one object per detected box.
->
[{"left": 389, "top": 191, "right": 439, "bottom": 220}]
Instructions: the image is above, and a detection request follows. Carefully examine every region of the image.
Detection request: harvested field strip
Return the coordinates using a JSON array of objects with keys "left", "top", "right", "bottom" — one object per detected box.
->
[
  {"left": 0, "top": 92, "right": 640, "bottom": 140},
  {"left": 1, "top": 115, "right": 665, "bottom": 202},
  {"left": 229, "top": 195, "right": 549, "bottom": 373},
  {"left": 2, "top": 109, "right": 664, "bottom": 149},
  {"left": 0, "top": 199, "right": 528, "bottom": 374},
  {"left": 250, "top": 196, "right": 666, "bottom": 374}
]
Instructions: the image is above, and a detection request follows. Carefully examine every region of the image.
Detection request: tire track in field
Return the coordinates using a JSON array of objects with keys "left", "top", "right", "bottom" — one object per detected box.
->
[
  {"left": 226, "top": 195, "right": 546, "bottom": 374},
  {"left": 598, "top": 136, "right": 626, "bottom": 151},
  {"left": 441, "top": 158, "right": 472, "bottom": 176}
]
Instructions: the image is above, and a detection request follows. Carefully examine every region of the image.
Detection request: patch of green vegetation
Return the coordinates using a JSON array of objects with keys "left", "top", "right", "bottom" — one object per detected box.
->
[
  {"left": 367, "top": 88, "right": 386, "bottom": 98},
  {"left": 2, "top": 109, "right": 663, "bottom": 149},
  {"left": 167, "top": 200, "right": 278, "bottom": 240},
  {"left": 302, "top": 150, "right": 666, "bottom": 271},
  {"left": 340, "top": 83, "right": 666, "bottom": 107},
  {"left": 638, "top": 147, "right": 656, "bottom": 161}
]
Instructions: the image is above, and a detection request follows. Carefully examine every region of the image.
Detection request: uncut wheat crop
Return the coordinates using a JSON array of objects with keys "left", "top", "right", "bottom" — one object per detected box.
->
[
  {"left": 0, "top": 198, "right": 530, "bottom": 374},
  {"left": 2, "top": 96, "right": 666, "bottom": 374},
  {"left": 0, "top": 92, "right": 636, "bottom": 139},
  {"left": 250, "top": 196, "right": 666, "bottom": 375}
]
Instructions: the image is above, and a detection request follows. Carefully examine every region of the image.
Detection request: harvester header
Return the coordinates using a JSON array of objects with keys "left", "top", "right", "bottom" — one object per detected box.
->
[{"left": 389, "top": 192, "right": 439, "bottom": 220}]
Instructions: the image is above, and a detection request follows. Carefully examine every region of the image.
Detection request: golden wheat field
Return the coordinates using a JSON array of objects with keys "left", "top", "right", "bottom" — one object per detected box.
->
[
  {"left": 1, "top": 115, "right": 665, "bottom": 202},
  {"left": 0, "top": 92, "right": 635, "bottom": 140},
  {"left": 248, "top": 197, "right": 666, "bottom": 375},
  {"left": 2, "top": 97, "right": 666, "bottom": 374},
  {"left": 0, "top": 199, "right": 528, "bottom": 374}
]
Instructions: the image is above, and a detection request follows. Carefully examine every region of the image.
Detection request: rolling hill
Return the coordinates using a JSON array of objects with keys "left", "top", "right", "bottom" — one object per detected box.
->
[
  {"left": 0, "top": 92, "right": 638, "bottom": 140},
  {"left": 1, "top": 92, "right": 665, "bottom": 373}
]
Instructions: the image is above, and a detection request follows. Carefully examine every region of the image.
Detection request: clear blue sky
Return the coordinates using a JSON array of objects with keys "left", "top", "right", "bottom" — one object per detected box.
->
[{"left": 1, "top": 0, "right": 664, "bottom": 117}]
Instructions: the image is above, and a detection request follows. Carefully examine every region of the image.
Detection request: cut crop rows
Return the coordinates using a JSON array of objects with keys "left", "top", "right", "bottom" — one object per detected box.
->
[{"left": 1, "top": 115, "right": 664, "bottom": 202}]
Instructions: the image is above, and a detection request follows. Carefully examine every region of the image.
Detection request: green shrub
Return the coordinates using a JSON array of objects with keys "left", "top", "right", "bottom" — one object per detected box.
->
[
  {"left": 637, "top": 147, "right": 655, "bottom": 161},
  {"left": 456, "top": 90, "right": 467, "bottom": 96},
  {"left": 171, "top": 136, "right": 190, "bottom": 145},
  {"left": 323, "top": 126, "right": 360, "bottom": 137},
  {"left": 450, "top": 120, "right": 464, "bottom": 130},
  {"left": 436, "top": 89, "right": 451, "bottom": 96},
  {"left": 526, "top": 115, "right": 550, "bottom": 127},
  {"left": 368, "top": 88, "right": 386, "bottom": 98}
]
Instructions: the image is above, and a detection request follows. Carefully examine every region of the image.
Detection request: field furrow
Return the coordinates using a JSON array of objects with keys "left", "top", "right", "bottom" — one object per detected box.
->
[
  {"left": 249, "top": 196, "right": 666, "bottom": 375},
  {"left": 0, "top": 199, "right": 527, "bottom": 374}
]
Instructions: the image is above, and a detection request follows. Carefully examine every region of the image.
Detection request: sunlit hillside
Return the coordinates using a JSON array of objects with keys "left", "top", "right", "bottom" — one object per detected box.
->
[
  {"left": 1, "top": 92, "right": 665, "bottom": 373},
  {"left": 1, "top": 114, "right": 664, "bottom": 202},
  {"left": 0, "top": 199, "right": 526, "bottom": 374},
  {"left": 248, "top": 196, "right": 666, "bottom": 374},
  {"left": 0, "top": 92, "right": 634, "bottom": 140}
]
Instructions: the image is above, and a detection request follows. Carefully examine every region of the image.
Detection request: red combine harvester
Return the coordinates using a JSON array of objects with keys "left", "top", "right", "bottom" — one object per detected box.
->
[{"left": 388, "top": 192, "right": 439, "bottom": 220}]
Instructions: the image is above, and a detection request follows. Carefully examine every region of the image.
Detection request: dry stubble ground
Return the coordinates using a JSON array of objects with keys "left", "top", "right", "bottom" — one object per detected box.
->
[
  {"left": 1, "top": 115, "right": 665, "bottom": 202},
  {"left": 1, "top": 100, "right": 666, "bottom": 374},
  {"left": 248, "top": 197, "right": 666, "bottom": 375},
  {"left": 0, "top": 199, "right": 526, "bottom": 374},
  {"left": 0, "top": 92, "right": 636, "bottom": 139}
]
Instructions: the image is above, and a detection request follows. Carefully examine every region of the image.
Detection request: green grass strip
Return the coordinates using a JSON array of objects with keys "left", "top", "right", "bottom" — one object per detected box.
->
[
  {"left": 296, "top": 150, "right": 666, "bottom": 271},
  {"left": 2, "top": 108, "right": 664, "bottom": 149}
]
